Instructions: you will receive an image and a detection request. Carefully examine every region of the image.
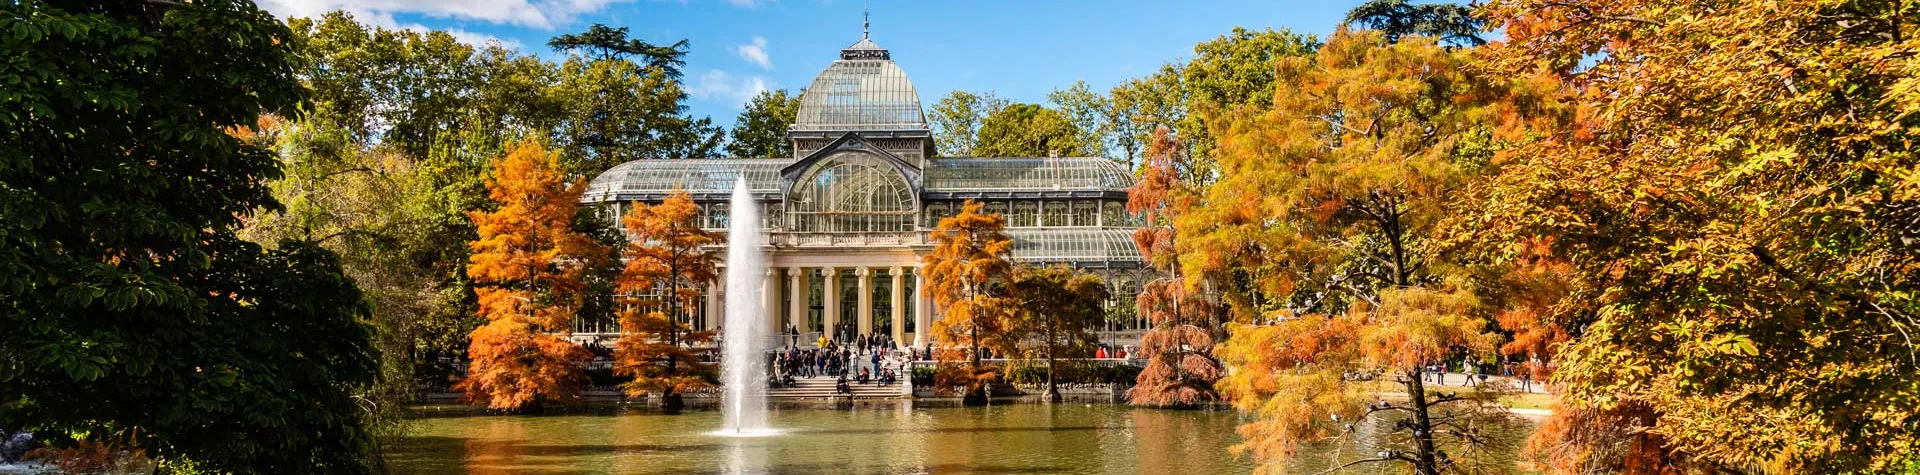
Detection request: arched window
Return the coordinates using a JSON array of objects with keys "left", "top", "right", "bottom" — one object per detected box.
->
[
  {"left": 789, "top": 153, "right": 916, "bottom": 233},
  {"left": 1072, "top": 201, "right": 1098, "bottom": 227},
  {"left": 1012, "top": 201, "right": 1038, "bottom": 228}
]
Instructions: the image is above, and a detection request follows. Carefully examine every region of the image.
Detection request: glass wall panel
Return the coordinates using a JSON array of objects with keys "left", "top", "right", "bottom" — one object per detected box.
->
[
  {"left": 1107, "top": 276, "right": 1138, "bottom": 331},
  {"left": 838, "top": 272, "right": 859, "bottom": 341},
  {"left": 1072, "top": 201, "right": 1097, "bottom": 227},
  {"left": 904, "top": 273, "right": 917, "bottom": 333},
  {"left": 1043, "top": 201, "right": 1068, "bottom": 227},
  {"left": 873, "top": 269, "right": 893, "bottom": 336},
  {"left": 789, "top": 152, "right": 916, "bottom": 233},
  {"left": 924, "top": 201, "right": 948, "bottom": 227},
  {"left": 762, "top": 204, "right": 784, "bottom": 230},
  {"left": 1012, "top": 201, "right": 1038, "bottom": 228},
  {"left": 808, "top": 269, "right": 825, "bottom": 332},
  {"left": 1103, "top": 201, "right": 1125, "bottom": 227}
]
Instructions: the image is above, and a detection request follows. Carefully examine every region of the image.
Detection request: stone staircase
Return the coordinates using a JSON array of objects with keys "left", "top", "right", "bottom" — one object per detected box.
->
[{"left": 767, "top": 376, "right": 904, "bottom": 400}]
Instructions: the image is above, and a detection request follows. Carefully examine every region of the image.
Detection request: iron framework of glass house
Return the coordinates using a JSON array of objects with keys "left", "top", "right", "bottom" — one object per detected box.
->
[{"left": 580, "top": 30, "right": 1154, "bottom": 347}]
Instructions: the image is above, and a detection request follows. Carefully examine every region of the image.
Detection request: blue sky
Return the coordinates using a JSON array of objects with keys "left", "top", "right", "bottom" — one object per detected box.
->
[{"left": 259, "top": 0, "right": 1362, "bottom": 129}]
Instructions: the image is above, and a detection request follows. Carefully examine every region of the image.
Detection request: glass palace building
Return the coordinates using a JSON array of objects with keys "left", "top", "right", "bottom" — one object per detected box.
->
[{"left": 581, "top": 33, "right": 1149, "bottom": 348}]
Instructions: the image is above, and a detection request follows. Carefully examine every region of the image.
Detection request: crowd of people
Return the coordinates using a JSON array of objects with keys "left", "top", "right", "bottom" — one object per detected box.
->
[{"left": 770, "top": 332, "right": 913, "bottom": 393}]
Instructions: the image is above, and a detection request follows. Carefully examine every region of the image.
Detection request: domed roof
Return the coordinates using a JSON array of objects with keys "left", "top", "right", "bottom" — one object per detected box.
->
[{"left": 791, "top": 36, "right": 926, "bottom": 132}]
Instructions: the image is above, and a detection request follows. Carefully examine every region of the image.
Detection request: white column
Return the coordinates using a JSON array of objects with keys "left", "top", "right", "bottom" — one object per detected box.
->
[
  {"left": 890, "top": 266, "right": 906, "bottom": 345},
  {"left": 913, "top": 266, "right": 932, "bottom": 349},
  {"left": 789, "top": 267, "right": 806, "bottom": 334},
  {"left": 856, "top": 267, "right": 874, "bottom": 338},
  {"left": 764, "top": 268, "right": 781, "bottom": 338},
  {"left": 822, "top": 266, "right": 840, "bottom": 342},
  {"left": 704, "top": 270, "right": 722, "bottom": 331}
]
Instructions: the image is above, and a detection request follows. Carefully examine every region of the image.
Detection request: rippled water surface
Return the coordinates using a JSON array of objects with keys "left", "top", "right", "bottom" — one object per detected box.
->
[{"left": 388, "top": 401, "right": 1534, "bottom": 475}]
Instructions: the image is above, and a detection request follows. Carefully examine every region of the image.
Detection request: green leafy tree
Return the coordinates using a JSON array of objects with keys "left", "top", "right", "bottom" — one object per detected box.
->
[
  {"left": 928, "top": 90, "right": 1009, "bottom": 157},
  {"left": 1108, "top": 28, "right": 1317, "bottom": 176},
  {"left": 726, "top": 89, "right": 803, "bottom": 158},
  {"left": 239, "top": 117, "right": 438, "bottom": 435},
  {"left": 974, "top": 103, "right": 1094, "bottom": 157},
  {"left": 1007, "top": 265, "right": 1109, "bottom": 402},
  {"left": 1108, "top": 69, "right": 1185, "bottom": 166},
  {"left": 1, "top": 1, "right": 380, "bottom": 472},
  {"left": 1047, "top": 81, "right": 1120, "bottom": 161},
  {"left": 553, "top": 53, "right": 723, "bottom": 177},
  {"left": 548, "top": 23, "right": 690, "bottom": 78},
  {"left": 285, "top": 11, "right": 566, "bottom": 393},
  {"left": 1344, "top": 0, "right": 1485, "bottom": 47}
]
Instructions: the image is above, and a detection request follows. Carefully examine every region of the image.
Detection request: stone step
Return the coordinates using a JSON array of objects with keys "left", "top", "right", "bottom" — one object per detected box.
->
[{"left": 768, "top": 377, "right": 903, "bottom": 399}]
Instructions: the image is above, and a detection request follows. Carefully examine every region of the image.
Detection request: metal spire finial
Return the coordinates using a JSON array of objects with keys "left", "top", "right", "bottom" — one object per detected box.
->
[{"left": 862, "top": 3, "right": 870, "bottom": 39}]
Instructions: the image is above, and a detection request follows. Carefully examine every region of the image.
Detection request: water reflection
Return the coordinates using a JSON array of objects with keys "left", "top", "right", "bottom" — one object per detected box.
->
[{"left": 386, "top": 402, "right": 1532, "bottom": 475}]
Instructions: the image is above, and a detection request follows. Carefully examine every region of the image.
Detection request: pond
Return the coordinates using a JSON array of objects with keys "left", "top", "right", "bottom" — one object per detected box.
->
[{"left": 387, "top": 401, "right": 1535, "bottom": 475}]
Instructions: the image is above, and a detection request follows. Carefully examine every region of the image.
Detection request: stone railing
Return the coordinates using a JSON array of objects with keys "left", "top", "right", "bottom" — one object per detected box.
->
[{"left": 770, "top": 231, "right": 924, "bottom": 247}]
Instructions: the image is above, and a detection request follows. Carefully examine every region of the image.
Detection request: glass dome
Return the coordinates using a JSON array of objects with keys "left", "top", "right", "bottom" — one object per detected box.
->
[{"left": 792, "top": 38, "right": 926, "bottom": 132}]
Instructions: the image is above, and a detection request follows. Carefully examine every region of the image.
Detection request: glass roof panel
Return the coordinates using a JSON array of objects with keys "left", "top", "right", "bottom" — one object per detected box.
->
[
  {"left": 583, "top": 159, "right": 789, "bottom": 201},
  {"left": 925, "top": 157, "right": 1135, "bottom": 191}
]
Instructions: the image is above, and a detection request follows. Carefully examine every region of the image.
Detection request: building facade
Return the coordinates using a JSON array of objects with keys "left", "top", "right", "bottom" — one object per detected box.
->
[{"left": 580, "top": 32, "right": 1150, "bottom": 348}]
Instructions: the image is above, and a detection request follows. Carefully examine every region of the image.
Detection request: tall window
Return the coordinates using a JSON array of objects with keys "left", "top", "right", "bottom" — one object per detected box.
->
[
  {"left": 924, "top": 201, "right": 949, "bottom": 227},
  {"left": 985, "top": 200, "right": 1008, "bottom": 217},
  {"left": 789, "top": 153, "right": 916, "bottom": 233},
  {"left": 874, "top": 269, "right": 893, "bottom": 336},
  {"left": 903, "top": 273, "right": 917, "bottom": 334},
  {"left": 1102, "top": 201, "right": 1126, "bottom": 227},
  {"left": 709, "top": 202, "right": 730, "bottom": 229},
  {"left": 1043, "top": 201, "right": 1068, "bottom": 227},
  {"left": 1109, "top": 276, "right": 1140, "bottom": 331},
  {"left": 1012, "top": 201, "right": 1038, "bottom": 227},
  {"left": 762, "top": 204, "right": 784, "bottom": 230},
  {"left": 1072, "top": 201, "right": 1098, "bottom": 227}
]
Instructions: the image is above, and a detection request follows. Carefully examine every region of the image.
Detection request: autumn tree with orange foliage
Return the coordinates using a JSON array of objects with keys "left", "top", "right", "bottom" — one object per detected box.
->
[
  {"left": 921, "top": 200, "right": 1017, "bottom": 405},
  {"left": 1125, "top": 127, "right": 1228, "bottom": 408},
  {"left": 1201, "top": 29, "right": 1533, "bottom": 474},
  {"left": 612, "top": 191, "right": 721, "bottom": 410},
  {"left": 460, "top": 140, "right": 605, "bottom": 411},
  {"left": 1471, "top": 0, "right": 1920, "bottom": 472}
]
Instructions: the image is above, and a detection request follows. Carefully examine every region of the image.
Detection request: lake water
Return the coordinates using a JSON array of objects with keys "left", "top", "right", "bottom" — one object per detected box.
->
[{"left": 387, "top": 401, "right": 1534, "bottom": 475}]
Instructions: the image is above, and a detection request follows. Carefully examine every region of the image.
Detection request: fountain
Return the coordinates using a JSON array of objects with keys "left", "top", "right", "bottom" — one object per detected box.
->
[{"left": 719, "top": 175, "right": 776, "bottom": 436}]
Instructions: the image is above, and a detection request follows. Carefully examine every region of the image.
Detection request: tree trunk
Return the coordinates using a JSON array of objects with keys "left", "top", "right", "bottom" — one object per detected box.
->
[
  {"left": 1044, "top": 351, "right": 1061, "bottom": 403},
  {"left": 963, "top": 387, "right": 989, "bottom": 406},
  {"left": 1044, "top": 327, "right": 1061, "bottom": 403},
  {"left": 661, "top": 391, "right": 684, "bottom": 412},
  {"left": 1406, "top": 367, "right": 1440, "bottom": 475}
]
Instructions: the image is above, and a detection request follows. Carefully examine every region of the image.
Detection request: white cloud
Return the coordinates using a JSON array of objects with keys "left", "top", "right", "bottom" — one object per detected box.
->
[
  {"left": 688, "top": 70, "right": 770, "bottom": 107},
  {"left": 735, "top": 36, "right": 772, "bottom": 70},
  {"left": 255, "top": 0, "right": 633, "bottom": 30},
  {"left": 435, "top": 28, "right": 526, "bottom": 50}
]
